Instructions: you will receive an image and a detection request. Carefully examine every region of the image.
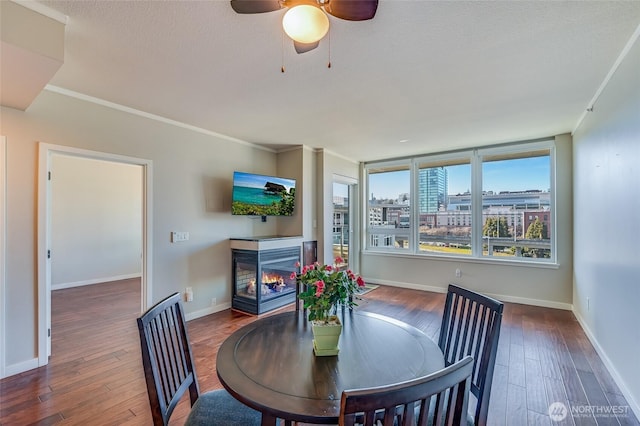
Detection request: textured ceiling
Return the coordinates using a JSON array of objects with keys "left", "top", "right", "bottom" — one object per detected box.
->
[{"left": 39, "top": 0, "right": 640, "bottom": 162}]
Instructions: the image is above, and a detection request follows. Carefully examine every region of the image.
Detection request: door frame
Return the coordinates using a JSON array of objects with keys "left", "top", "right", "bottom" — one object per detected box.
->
[
  {"left": 0, "top": 136, "right": 6, "bottom": 378},
  {"left": 37, "top": 143, "right": 153, "bottom": 365}
]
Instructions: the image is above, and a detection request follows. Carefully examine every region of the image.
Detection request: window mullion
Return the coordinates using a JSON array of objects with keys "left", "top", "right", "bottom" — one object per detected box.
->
[
  {"left": 471, "top": 150, "right": 483, "bottom": 257},
  {"left": 410, "top": 160, "right": 418, "bottom": 253}
]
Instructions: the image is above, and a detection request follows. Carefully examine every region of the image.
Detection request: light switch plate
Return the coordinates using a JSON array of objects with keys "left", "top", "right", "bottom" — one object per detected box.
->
[{"left": 171, "top": 231, "right": 190, "bottom": 242}]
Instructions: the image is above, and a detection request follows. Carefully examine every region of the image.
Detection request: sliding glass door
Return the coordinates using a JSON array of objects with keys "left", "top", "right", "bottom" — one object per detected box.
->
[{"left": 332, "top": 182, "right": 352, "bottom": 270}]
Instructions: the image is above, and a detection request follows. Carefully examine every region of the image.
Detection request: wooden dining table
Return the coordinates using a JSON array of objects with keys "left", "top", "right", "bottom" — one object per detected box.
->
[{"left": 216, "top": 309, "right": 445, "bottom": 425}]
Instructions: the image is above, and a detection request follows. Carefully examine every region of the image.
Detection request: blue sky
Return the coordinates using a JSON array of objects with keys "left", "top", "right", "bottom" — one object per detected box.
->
[
  {"left": 369, "top": 156, "right": 550, "bottom": 199},
  {"left": 234, "top": 171, "right": 295, "bottom": 191}
]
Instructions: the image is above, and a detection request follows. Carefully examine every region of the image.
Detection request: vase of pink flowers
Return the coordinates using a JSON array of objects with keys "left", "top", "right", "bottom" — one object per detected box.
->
[{"left": 292, "top": 257, "right": 365, "bottom": 355}]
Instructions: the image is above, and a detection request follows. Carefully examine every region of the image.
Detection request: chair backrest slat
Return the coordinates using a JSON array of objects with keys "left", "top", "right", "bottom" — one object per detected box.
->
[
  {"left": 137, "top": 293, "right": 200, "bottom": 426},
  {"left": 438, "top": 284, "right": 504, "bottom": 426},
  {"left": 339, "top": 356, "right": 474, "bottom": 426},
  {"left": 161, "top": 308, "right": 185, "bottom": 400}
]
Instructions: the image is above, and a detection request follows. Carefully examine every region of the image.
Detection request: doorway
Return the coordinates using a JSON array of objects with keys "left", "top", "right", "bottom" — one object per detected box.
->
[
  {"left": 37, "top": 143, "right": 153, "bottom": 365},
  {"left": 332, "top": 178, "right": 357, "bottom": 271}
]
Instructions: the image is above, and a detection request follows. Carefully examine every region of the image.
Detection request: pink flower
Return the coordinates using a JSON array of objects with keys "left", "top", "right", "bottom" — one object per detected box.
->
[
  {"left": 290, "top": 272, "right": 297, "bottom": 280},
  {"left": 315, "top": 280, "right": 325, "bottom": 297},
  {"left": 325, "top": 265, "right": 333, "bottom": 272},
  {"left": 302, "top": 266, "right": 309, "bottom": 274},
  {"left": 295, "top": 261, "right": 301, "bottom": 268},
  {"left": 356, "top": 276, "right": 365, "bottom": 287},
  {"left": 335, "top": 256, "right": 344, "bottom": 264}
]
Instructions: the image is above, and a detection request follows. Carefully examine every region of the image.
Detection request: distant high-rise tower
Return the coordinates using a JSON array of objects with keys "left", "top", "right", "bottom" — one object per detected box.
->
[{"left": 419, "top": 167, "right": 448, "bottom": 213}]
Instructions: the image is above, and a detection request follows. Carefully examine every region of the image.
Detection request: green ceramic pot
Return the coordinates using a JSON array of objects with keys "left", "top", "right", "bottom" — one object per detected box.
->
[{"left": 311, "top": 316, "right": 342, "bottom": 356}]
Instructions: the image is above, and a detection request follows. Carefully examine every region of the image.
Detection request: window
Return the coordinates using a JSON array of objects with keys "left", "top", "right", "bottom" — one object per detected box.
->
[
  {"left": 481, "top": 147, "right": 552, "bottom": 259},
  {"left": 366, "top": 162, "right": 411, "bottom": 251},
  {"left": 417, "top": 157, "right": 471, "bottom": 255},
  {"left": 364, "top": 140, "right": 556, "bottom": 264}
]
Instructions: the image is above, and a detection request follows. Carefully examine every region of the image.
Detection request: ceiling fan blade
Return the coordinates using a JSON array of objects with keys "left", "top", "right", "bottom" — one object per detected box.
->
[
  {"left": 294, "top": 40, "right": 320, "bottom": 54},
  {"left": 230, "top": 0, "right": 283, "bottom": 14},
  {"left": 323, "top": 0, "right": 378, "bottom": 21}
]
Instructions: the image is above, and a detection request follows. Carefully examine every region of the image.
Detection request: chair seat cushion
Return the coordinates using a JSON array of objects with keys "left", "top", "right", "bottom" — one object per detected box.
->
[{"left": 185, "top": 388, "right": 262, "bottom": 425}]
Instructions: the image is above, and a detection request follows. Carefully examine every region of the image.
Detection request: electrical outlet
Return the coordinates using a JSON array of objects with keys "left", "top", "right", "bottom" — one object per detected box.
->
[
  {"left": 455, "top": 268, "right": 461, "bottom": 278},
  {"left": 185, "top": 287, "right": 193, "bottom": 302},
  {"left": 211, "top": 298, "right": 217, "bottom": 307}
]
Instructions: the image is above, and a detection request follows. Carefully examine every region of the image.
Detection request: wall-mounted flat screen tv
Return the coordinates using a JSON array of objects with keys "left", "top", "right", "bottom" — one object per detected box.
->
[{"left": 231, "top": 171, "right": 296, "bottom": 216}]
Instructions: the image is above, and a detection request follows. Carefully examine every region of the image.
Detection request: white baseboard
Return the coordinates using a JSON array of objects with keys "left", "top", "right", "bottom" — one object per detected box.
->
[
  {"left": 3, "top": 357, "right": 39, "bottom": 379},
  {"left": 363, "top": 278, "right": 573, "bottom": 310},
  {"left": 185, "top": 302, "right": 232, "bottom": 322},
  {"left": 572, "top": 309, "right": 640, "bottom": 422},
  {"left": 52, "top": 273, "right": 142, "bottom": 290},
  {"left": 483, "top": 291, "right": 572, "bottom": 311},
  {"left": 363, "top": 278, "right": 448, "bottom": 295}
]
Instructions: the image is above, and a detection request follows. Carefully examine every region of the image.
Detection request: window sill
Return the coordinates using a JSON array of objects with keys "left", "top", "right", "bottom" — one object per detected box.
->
[{"left": 362, "top": 249, "right": 560, "bottom": 269}]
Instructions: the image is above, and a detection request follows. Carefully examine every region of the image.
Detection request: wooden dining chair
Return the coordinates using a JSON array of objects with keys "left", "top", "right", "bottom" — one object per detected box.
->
[
  {"left": 438, "top": 284, "right": 504, "bottom": 426},
  {"left": 339, "top": 356, "right": 474, "bottom": 426},
  {"left": 137, "top": 292, "right": 261, "bottom": 426}
]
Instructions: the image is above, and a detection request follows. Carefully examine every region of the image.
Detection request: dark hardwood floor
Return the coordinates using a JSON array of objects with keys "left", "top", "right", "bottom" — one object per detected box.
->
[{"left": 0, "top": 279, "right": 637, "bottom": 425}]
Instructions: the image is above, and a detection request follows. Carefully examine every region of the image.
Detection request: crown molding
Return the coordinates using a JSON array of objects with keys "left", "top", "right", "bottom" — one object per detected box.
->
[
  {"left": 10, "top": 0, "right": 68, "bottom": 25},
  {"left": 573, "top": 22, "right": 640, "bottom": 135},
  {"left": 44, "top": 85, "right": 276, "bottom": 153}
]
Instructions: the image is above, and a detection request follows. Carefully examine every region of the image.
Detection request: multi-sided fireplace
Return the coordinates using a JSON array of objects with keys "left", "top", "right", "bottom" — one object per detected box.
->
[{"left": 230, "top": 237, "right": 302, "bottom": 315}]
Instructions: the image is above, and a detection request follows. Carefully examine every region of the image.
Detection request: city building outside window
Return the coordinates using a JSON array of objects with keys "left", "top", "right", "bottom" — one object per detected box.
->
[
  {"left": 417, "top": 156, "right": 471, "bottom": 255},
  {"left": 366, "top": 162, "right": 411, "bottom": 251},
  {"left": 364, "top": 140, "right": 556, "bottom": 264},
  {"left": 481, "top": 146, "right": 552, "bottom": 259}
]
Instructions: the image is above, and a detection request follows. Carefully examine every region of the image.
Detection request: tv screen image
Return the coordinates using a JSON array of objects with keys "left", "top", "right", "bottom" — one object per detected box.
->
[{"left": 232, "top": 171, "right": 296, "bottom": 216}]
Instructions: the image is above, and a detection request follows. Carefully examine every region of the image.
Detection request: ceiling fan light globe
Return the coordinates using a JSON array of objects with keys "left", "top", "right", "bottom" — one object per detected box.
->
[{"left": 282, "top": 5, "right": 329, "bottom": 44}]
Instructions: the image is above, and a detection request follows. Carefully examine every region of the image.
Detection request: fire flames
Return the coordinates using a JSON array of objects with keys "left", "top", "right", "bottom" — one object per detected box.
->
[
  {"left": 262, "top": 272, "right": 285, "bottom": 286},
  {"left": 247, "top": 272, "right": 286, "bottom": 295}
]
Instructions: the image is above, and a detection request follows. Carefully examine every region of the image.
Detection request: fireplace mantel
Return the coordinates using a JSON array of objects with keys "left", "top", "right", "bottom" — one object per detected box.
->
[{"left": 230, "top": 236, "right": 303, "bottom": 251}]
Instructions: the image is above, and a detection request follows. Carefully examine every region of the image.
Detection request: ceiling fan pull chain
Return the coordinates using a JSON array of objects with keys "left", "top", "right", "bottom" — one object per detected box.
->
[
  {"left": 327, "top": 26, "right": 331, "bottom": 69},
  {"left": 281, "top": 30, "right": 286, "bottom": 73}
]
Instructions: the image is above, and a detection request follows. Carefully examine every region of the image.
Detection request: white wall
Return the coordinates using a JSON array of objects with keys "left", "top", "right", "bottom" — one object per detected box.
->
[
  {"left": 360, "top": 134, "right": 574, "bottom": 308},
  {"left": 0, "top": 89, "right": 290, "bottom": 371},
  {"left": 51, "top": 155, "right": 142, "bottom": 289},
  {"left": 572, "top": 31, "right": 640, "bottom": 415},
  {"left": 275, "top": 147, "right": 304, "bottom": 239},
  {"left": 276, "top": 146, "right": 317, "bottom": 242}
]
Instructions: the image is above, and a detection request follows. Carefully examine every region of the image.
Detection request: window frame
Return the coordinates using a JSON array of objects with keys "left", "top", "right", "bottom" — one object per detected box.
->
[
  {"left": 363, "top": 139, "right": 557, "bottom": 265},
  {"left": 413, "top": 151, "right": 473, "bottom": 256},
  {"left": 364, "top": 159, "right": 413, "bottom": 253}
]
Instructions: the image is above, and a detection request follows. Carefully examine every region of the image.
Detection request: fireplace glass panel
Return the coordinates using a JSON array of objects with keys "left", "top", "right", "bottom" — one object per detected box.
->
[
  {"left": 232, "top": 246, "right": 300, "bottom": 314},
  {"left": 235, "top": 259, "right": 258, "bottom": 301}
]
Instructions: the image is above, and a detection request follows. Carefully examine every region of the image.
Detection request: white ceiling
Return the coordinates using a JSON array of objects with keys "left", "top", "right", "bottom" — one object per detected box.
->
[{"left": 37, "top": 0, "right": 640, "bottom": 162}]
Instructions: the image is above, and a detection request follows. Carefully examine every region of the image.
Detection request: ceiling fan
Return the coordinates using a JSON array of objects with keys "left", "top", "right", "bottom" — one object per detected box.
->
[{"left": 230, "top": 0, "right": 378, "bottom": 53}]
